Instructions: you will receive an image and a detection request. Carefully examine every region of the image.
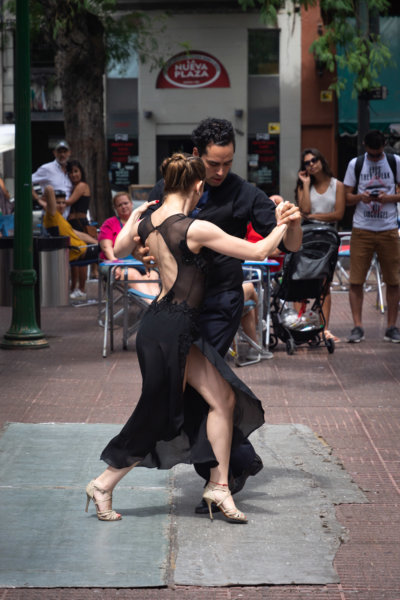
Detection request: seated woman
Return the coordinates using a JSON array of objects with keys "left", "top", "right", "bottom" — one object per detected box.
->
[
  {"left": 295, "top": 148, "right": 345, "bottom": 342},
  {"left": 38, "top": 186, "right": 99, "bottom": 299},
  {"left": 98, "top": 192, "right": 160, "bottom": 301}
]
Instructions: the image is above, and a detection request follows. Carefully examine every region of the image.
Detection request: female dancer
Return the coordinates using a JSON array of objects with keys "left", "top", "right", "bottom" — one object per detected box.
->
[
  {"left": 65, "top": 159, "right": 93, "bottom": 298},
  {"left": 296, "top": 148, "right": 345, "bottom": 342},
  {"left": 86, "top": 153, "right": 300, "bottom": 524}
]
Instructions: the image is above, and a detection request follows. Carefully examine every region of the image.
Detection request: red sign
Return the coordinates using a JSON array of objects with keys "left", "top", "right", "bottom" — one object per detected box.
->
[{"left": 156, "top": 51, "right": 230, "bottom": 89}]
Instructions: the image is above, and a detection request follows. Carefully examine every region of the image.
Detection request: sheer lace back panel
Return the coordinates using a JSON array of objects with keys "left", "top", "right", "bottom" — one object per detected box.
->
[{"left": 138, "top": 214, "right": 208, "bottom": 308}]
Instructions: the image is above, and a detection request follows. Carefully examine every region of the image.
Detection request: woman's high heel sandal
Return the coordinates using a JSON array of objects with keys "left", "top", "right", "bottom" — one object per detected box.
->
[
  {"left": 202, "top": 481, "right": 248, "bottom": 524},
  {"left": 85, "top": 480, "right": 122, "bottom": 521}
]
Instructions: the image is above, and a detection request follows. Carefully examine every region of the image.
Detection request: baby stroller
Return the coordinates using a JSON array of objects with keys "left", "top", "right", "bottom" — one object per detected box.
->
[{"left": 269, "top": 224, "right": 341, "bottom": 355}]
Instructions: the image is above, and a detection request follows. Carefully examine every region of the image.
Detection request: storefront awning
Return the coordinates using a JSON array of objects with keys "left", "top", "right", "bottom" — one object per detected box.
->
[{"left": 0, "top": 124, "right": 15, "bottom": 153}]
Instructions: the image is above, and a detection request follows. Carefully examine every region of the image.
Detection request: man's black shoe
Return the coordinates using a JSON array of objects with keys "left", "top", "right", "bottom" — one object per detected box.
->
[
  {"left": 194, "top": 498, "right": 218, "bottom": 514},
  {"left": 194, "top": 454, "right": 264, "bottom": 513}
]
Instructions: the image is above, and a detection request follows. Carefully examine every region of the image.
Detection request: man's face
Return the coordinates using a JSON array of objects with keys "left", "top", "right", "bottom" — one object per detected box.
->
[
  {"left": 56, "top": 197, "right": 67, "bottom": 213},
  {"left": 196, "top": 142, "right": 234, "bottom": 187},
  {"left": 365, "top": 145, "right": 384, "bottom": 162},
  {"left": 54, "top": 147, "right": 71, "bottom": 166}
]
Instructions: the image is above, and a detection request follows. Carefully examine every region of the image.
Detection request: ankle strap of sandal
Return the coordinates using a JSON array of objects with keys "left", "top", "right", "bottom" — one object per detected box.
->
[{"left": 209, "top": 480, "right": 229, "bottom": 486}]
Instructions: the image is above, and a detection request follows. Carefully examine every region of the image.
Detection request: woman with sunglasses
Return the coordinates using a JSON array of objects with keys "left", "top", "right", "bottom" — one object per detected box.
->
[{"left": 295, "top": 148, "right": 345, "bottom": 342}]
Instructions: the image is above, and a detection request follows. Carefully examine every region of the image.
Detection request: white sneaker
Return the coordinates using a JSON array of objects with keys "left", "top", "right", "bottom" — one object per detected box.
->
[
  {"left": 245, "top": 347, "right": 273, "bottom": 361},
  {"left": 70, "top": 289, "right": 87, "bottom": 300}
]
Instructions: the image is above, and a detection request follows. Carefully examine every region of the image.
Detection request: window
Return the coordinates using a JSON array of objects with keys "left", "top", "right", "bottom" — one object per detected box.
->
[{"left": 248, "top": 29, "right": 279, "bottom": 75}]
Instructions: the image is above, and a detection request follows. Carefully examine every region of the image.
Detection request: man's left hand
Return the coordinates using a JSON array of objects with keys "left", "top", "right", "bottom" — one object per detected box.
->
[{"left": 132, "top": 235, "right": 158, "bottom": 271}]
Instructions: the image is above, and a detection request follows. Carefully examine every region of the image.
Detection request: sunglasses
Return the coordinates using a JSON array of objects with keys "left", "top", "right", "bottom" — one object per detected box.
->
[
  {"left": 304, "top": 157, "right": 318, "bottom": 167},
  {"left": 367, "top": 151, "right": 383, "bottom": 160}
]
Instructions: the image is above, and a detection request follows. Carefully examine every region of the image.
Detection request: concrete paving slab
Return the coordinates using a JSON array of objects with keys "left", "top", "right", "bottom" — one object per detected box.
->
[
  {"left": 0, "top": 423, "right": 170, "bottom": 588},
  {"left": 173, "top": 424, "right": 368, "bottom": 586},
  {"left": 0, "top": 423, "right": 367, "bottom": 589}
]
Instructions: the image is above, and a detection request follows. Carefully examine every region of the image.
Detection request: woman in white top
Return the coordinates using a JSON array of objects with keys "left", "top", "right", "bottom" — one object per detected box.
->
[{"left": 296, "top": 148, "right": 345, "bottom": 342}]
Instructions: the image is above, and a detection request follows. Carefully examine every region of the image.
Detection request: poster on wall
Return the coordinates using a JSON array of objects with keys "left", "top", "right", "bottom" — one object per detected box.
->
[
  {"left": 108, "top": 135, "right": 138, "bottom": 189},
  {"left": 156, "top": 51, "right": 230, "bottom": 89},
  {"left": 247, "top": 135, "right": 280, "bottom": 197}
]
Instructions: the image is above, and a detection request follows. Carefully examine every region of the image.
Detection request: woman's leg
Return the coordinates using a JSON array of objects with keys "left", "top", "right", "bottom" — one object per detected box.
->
[
  {"left": 70, "top": 265, "right": 79, "bottom": 292},
  {"left": 322, "top": 290, "right": 331, "bottom": 329},
  {"left": 126, "top": 267, "right": 160, "bottom": 303},
  {"left": 78, "top": 266, "right": 88, "bottom": 293},
  {"left": 185, "top": 345, "right": 239, "bottom": 513},
  {"left": 91, "top": 463, "right": 138, "bottom": 513}
]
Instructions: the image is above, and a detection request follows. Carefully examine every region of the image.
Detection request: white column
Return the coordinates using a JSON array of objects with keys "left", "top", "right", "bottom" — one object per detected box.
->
[{"left": 278, "top": 4, "right": 301, "bottom": 201}]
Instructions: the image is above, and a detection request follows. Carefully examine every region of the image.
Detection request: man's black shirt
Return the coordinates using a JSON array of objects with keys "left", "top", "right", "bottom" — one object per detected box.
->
[{"left": 148, "top": 172, "right": 279, "bottom": 296}]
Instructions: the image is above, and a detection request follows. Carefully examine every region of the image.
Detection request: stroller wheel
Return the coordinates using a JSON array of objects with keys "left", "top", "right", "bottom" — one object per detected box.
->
[
  {"left": 268, "top": 334, "right": 278, "bottom": 349},
  {"left": 286, "top": 338, "right": 295, "bottom": 355},
  {"left": 326, "top": 338, "right": 335, "bottom": 354}
]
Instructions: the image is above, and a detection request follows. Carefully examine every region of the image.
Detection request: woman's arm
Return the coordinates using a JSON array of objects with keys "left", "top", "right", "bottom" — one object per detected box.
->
[
  {"left": 0, "top": 178, "right": 10, "bottom": 201},
  {"left": 188, "top": 220, "right": 288, "bottom": 261},
  {"left": 307, "top": 180, "right": 346, "bottom": 222},
  {"left": 114, "top": 201, "right": 158, "bottom": 258},
  {"left": 65, "top": 182, "right": 90, "bottom": 206},
  {"left": 73, "top": 229, "right": 98, "bottom": 244},
  {"left": 297, "top": 172, "right": 311, "bottom": 216},
  {"left": 99, "top": 238, "right": 117, "bottom": 261}
]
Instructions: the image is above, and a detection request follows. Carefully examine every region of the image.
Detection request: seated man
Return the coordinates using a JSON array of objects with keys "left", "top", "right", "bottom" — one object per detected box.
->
[{"left": 38, "top": 186, "right": 98, "bottom": 299}]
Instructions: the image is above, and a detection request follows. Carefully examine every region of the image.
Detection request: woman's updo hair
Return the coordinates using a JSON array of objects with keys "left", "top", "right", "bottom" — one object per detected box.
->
[{"left": 161, "top": 153, "right": 205, "bottom": 194}]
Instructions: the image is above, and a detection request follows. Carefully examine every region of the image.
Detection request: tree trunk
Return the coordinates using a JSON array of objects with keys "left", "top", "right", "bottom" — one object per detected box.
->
[{"left": 52, "top": 10, "right": 112, "bottom": 224}]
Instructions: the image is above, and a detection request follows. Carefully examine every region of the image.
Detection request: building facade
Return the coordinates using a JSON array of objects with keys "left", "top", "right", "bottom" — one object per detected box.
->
[{"left": 108, "top": 0, "right": 301, "bottom": 201}]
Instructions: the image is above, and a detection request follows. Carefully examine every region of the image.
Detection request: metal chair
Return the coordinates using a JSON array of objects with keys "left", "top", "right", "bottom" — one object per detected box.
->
[
  {"left": 99, "top": 259, "right": 160, "bottom": 357},
  {"left": 334, "top": 232, "right": 385, "bottom": 313},
  {"left": 230, "top": 265, "right": 265, "bottom": 367}
]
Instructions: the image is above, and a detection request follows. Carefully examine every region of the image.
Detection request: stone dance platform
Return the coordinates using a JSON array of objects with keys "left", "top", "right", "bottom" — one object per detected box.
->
[{"left": 0, "top": 422, "right": 367, "bottom": 588}]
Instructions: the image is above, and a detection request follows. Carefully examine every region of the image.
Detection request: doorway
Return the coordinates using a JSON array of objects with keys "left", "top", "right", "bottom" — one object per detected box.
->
[{"left": 156, "top": 136, "right": 193, "bottom": 182}]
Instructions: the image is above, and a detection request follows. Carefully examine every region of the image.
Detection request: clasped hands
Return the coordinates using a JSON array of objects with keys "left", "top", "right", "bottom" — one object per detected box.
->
[{"left": 275, "top": 200, "right": 301, "bottom": 227}]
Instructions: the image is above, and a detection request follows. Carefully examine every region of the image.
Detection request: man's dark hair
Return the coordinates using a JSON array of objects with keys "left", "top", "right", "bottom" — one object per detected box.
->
[
  {"left": 191, "top": 118, "right": 235, "bottom": 156},
  {"left": 364, "top": 129, "right": 385, "bottom": 150}
]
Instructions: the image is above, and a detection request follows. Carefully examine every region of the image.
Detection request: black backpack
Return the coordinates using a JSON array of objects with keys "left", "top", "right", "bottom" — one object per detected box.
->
[{"left": 354, "top": 152, "right": 397, "bottom": 192}]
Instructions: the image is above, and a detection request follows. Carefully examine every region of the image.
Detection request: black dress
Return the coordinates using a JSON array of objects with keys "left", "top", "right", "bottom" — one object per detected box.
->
[{"left": 100, "top": 213, "right": 264, "bottom": 471}]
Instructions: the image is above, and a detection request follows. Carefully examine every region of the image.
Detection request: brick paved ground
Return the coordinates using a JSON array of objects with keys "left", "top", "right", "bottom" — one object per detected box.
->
[{"left": 0, "top": 287, "right": 399, "bottom": 599}]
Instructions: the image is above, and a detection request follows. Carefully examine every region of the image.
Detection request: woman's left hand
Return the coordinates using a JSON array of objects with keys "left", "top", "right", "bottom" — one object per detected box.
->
[{"left": 132, "top": 200, "right": 159, "bottom": 221}]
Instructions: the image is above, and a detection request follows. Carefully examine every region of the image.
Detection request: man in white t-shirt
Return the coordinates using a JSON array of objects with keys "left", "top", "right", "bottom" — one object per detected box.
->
[
  {"left": 32, "top": 140, "right": 72, "bottom": 218},
  {"left": 344, "top": 129, "right": 400, "bottom": 343}
]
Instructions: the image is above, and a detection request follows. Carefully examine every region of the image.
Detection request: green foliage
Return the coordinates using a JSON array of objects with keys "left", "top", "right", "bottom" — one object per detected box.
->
[
  {"left": 237, "top": 0, "right": 287, "bottom": 25},
  {"left": 3, "top": 0, "right": 166, "bottom": 71},
  {"left": 237, "top": 0, "right": 394, "bottom": 96}
]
